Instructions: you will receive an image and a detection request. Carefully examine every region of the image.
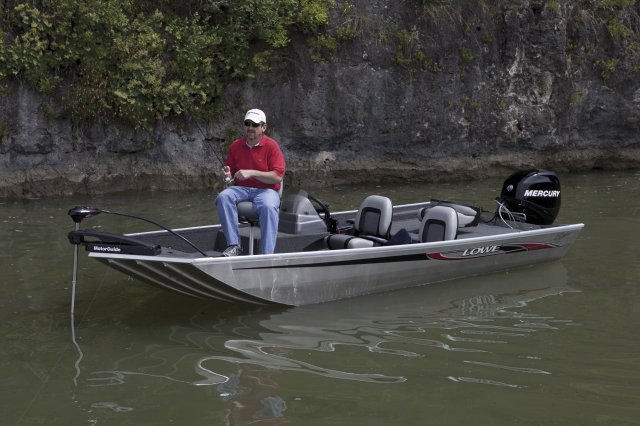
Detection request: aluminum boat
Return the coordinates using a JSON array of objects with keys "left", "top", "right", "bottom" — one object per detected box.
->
[{"left": 67, "top": 169, "right": 584, "bottom": 306}]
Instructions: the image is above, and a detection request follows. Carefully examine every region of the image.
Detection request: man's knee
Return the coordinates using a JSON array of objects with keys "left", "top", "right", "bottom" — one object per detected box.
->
[
  {"left": 256, "top": 196, "right": 279, "bottom": 211},
  {"left": 215, "top": 190, "right": 233, "bottom": 206}
]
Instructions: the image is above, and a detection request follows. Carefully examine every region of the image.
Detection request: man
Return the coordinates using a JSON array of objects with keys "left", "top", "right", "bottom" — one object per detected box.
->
[{"left": 215, "top": 109, "right": 286, "bottom": 256}]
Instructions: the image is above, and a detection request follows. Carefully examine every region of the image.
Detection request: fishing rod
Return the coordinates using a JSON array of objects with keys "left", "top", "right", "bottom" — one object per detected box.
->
[
  {"left": 193, "top": 119, "right": 233, "bottom": 185},
  {"left": 193, "top": 119, "right": 226, "bottom": 166}
]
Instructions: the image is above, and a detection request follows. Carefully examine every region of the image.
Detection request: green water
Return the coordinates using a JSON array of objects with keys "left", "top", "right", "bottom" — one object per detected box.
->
[{"left": 2, "top": 171, "right": 639, "bottom": 425}]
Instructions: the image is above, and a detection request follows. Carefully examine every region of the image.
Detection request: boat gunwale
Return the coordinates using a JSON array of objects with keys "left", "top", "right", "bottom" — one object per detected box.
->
[{"left": 87, "top": 222, "right": 585, "bottom": 264}]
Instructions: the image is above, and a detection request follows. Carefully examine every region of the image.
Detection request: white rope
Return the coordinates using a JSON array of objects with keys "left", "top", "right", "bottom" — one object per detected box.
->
[{"left": 495, "top": 200, "right": 515, "bottom": 229}]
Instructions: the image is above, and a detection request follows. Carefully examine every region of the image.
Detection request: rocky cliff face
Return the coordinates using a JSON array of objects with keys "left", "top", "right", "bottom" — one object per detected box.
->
[{"left": 1, "top": 0, "right": 639, "bottom": 198}]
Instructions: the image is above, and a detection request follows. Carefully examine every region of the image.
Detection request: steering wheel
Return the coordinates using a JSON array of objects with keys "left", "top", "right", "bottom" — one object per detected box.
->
[{"left": 307, "top": 194, "right": 332, "bottom": 229}]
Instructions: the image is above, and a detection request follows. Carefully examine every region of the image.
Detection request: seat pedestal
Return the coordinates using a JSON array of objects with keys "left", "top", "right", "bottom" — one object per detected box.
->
[{"left": 237, "top": 201, "right": 259, "bottom": 255}]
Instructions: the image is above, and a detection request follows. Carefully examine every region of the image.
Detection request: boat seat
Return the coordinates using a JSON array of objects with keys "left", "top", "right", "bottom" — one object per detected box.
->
[
  {"left": 326, "top": 195, "right": 393, "bottom": 249},
  {"left": 237, "top": 183, "right": 283, "bottom": 255},
  {"left": 417, "top": 205, "right": 459, "bottom": 242},
  {"left": 418, "top": 200, "right": 481, "bottom": 228}
]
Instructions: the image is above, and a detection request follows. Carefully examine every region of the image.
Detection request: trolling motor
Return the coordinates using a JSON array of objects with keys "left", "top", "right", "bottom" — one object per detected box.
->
[
  {"left": 67, "top": 205, "right": 162, "bottom": 256},
  {"left": 67, "top": 206, "right": 207, "bottom": 256},
  {"left": 67, "top": 205, "right": 208, "bottom": 314},
  {"left": 68, "top": 205, "right": 103, "bottom": 224}
]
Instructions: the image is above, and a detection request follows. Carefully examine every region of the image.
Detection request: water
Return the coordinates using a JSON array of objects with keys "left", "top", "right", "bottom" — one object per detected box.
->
[{"left": 2, "top": 171, "right": 639, "bottom": 425}]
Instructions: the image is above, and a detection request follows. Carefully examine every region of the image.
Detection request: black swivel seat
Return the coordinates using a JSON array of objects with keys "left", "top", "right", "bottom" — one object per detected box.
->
[
  {"left": 236, "top": 183, "right": 283, "bottom": 255},
  {"left": 325, "top": 195, "right": 393, "bottom": 249}
]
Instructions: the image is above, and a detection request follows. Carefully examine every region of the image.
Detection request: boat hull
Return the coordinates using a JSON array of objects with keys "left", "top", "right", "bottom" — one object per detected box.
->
[{"left": 92, "top": 223, "right": 583, "bottom": 306}]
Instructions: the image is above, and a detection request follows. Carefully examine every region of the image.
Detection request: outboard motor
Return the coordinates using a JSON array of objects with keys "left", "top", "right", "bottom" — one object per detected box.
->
[{"left": 498, "top": 169, "right": 561, "bottom": 225}]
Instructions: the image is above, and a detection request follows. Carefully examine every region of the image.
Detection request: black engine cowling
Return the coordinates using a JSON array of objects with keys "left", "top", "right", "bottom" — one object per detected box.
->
[{"left": 498, "top": 169, "right": 561, "bottom": 225}]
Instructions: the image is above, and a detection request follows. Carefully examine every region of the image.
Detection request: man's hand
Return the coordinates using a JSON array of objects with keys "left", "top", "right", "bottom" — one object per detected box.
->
[
  {"left": 232, "top": 169, "right": 282, "bottom": 184},
  {"left": 233, "top": 169, "right": 254, "bottom": 180},
  {"left": 223, "top": 166, "right": 233, "bottom": 184}
]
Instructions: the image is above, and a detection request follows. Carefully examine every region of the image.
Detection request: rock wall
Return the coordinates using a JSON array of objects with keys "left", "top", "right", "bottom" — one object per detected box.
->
[{"left": 1, "top": 0, "right": 639, "bottom": 198}]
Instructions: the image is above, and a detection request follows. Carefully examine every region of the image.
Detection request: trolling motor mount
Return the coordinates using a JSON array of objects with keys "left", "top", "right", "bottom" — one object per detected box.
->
[{"left": 67, "top": 205, "right": 209, "bottom": 257}]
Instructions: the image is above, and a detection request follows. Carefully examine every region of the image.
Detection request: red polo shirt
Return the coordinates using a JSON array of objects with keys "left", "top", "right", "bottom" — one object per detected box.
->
[{"left": 225, "top": 135, "right": 286, "bottom": 190}]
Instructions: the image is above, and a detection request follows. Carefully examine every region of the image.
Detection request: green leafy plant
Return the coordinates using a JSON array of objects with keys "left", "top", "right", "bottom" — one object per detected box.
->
[
  {"left": 480, "top": 33, "right": 495, "bottom": 44},
  {"left": 307, "top": 34, "right": 338, "bottom": 63},
  {"left": 607, "top": 17, "right": 632, "bottom": 40},
  {"left": 569, "top": 90, "right": 586, "bottom": 107},
  {"left": 600, "top": 0, "right": 636, "bottom": 8},
  {"left": 393, "top": 29, "right": 420, "bottom": 68},
  {"left": 594, "top": 58, "right": 619, "bottom": 79},
  {"left": 460, "top": 47, "right": 474, "bottom": 64},
  {"left": 0, "top": 0, "right": 334, "bottom": 128}
]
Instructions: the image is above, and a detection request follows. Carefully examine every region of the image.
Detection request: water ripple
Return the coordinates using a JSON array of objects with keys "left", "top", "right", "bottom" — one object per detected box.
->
[
  {"left": 447, "top": 375, "right": 526, "bottom": 389},
  {"left": 78, "top": 263, "right": 577, "bottom": 391},
  {"left": 463, "top": 360, "right": 552, "bottom": 375}
]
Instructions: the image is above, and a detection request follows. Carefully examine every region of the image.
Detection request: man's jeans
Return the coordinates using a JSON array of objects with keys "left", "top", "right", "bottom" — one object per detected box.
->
[{"left": 215, "top": 186, "right": 281, "bottom": 254}]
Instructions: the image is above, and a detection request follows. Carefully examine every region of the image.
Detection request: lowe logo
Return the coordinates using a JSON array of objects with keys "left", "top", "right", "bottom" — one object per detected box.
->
[
  {"left": 462, "top": 245, "right": 498, "bottom": 256},
  {"left": 524, "top": 189, "right": 560, "bottom": 197}
]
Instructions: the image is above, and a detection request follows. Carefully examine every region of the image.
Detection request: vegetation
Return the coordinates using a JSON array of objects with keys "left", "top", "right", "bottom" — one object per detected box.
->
[
  {"left": 548, "top": 0, "right": 561, "bottom": 13},
  {"left": 594, "top": 57, "right": 620, "bottom": 78},
  {"left": 459, "top": 47, "right": 473, "bottom": 64},
  {"left": 600, "top": 0, "right": 637, "bottom": 8},
  {"left": 569, "top": 90, "right": 586, "bottom": 107},
  {"left": 307, "top": 34, "right": 338, "bottom": 63},
  {"left": 0, "top": 0, "right": 333, "bottom": 128},
  {"left": 607, "top": 16, "right": 633, "bottom": 39},
  {"left": 1, "top": 0, "right": 639, "bottom": 129},
  {"left": 393, "top": 29, "right": 420, "bottom": 68}
]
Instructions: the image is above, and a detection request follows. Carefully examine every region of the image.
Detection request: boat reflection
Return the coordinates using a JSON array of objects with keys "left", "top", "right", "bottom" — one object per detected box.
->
[
  {"left": 192, "top": 261, "right": 576, "bottom": 385},
  {"left": 75, "top": 261, "right": 576, "bottom": 422}
]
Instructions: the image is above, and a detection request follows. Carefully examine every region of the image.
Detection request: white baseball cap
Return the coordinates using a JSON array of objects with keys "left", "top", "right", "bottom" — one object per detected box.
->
[{"left": 244, "top": 109, "right": 266, "bottom": 124}]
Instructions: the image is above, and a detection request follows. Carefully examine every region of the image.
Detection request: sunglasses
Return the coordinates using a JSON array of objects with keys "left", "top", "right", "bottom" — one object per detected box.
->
[{"left": 244, "top": 121, "right": 263, "bottom": 128}]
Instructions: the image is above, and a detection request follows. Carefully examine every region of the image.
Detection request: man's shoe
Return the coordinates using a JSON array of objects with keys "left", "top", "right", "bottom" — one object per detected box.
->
[{"left": 222, "top": 245, "right": 242, "bottom": 257}]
